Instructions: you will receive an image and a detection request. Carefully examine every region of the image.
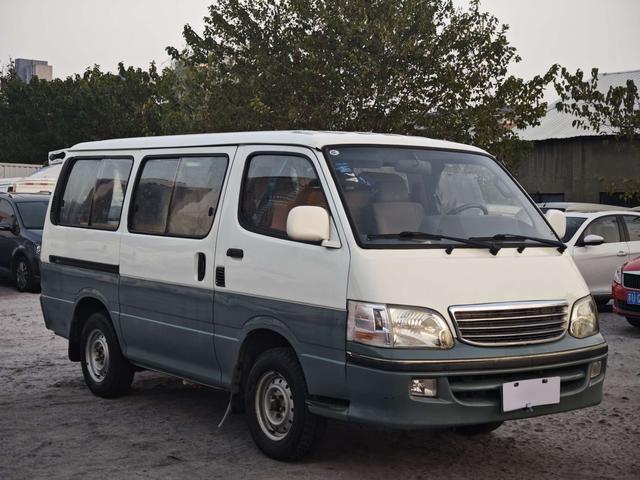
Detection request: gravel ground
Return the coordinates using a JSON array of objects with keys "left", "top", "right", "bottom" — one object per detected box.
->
[{"left": 1, "top": 280, "right": 639, "bottom": 480}]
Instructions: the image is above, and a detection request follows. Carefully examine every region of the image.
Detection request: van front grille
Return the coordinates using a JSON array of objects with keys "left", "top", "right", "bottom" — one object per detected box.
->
[
  {"left": 449, "top": 301, "right": 569, "bottom": 347},
  {"left": 623, "top": 273, "right": 640, "bottom": 290}
]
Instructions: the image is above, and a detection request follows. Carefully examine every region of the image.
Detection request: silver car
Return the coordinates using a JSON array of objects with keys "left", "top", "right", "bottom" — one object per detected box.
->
[{"left": 563, "top": 211, "right": 640, "bottom": 304}]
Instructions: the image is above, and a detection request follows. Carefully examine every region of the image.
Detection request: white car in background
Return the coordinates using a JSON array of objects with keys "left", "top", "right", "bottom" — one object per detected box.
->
[{"left": 563, "top": 210, "right": 640, "bottom": 304}]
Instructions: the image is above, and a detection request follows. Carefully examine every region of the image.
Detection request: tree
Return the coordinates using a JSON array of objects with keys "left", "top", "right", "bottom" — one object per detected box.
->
[
  {"left": 167, "top": 0, "right": 556, "bottom": 167},
  {"left": 0, "top": 63, "right": 163, "bottom": 164},
  {"left": 555, "top": 67, "right": 640, "bottom": 140}
]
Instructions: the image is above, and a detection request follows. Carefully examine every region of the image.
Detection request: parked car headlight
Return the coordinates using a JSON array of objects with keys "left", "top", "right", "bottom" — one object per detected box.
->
[
  {"left": 35, "top": 244, "right": 41, "bottom": 257},
  {"left": 613, "top": 266, "right": 622, "bottom": 284},
  {"left": 347, "top": 301, "right": 454, "bottom": 349},
  {"left": 569, "top": 295, "right": 599, "bottom": 338}
]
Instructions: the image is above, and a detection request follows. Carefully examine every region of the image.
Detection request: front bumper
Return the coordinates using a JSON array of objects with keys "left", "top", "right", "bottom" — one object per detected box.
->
[
  {"left": 612, "top": 282, "right": 640, "bottom": 318},
  {"left": 310, "top": 342, "right": 607, "bottom": 428}
]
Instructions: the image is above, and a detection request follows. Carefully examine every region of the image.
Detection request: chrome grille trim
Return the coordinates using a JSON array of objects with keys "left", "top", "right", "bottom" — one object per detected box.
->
[{"left": 449, "top": 300, "right": 569, "bottom": 347}]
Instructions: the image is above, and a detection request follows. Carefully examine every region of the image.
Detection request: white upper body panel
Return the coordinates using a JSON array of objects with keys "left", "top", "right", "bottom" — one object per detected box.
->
[{"left": 69, "top": 130, "right": 487, "bottom": 155}]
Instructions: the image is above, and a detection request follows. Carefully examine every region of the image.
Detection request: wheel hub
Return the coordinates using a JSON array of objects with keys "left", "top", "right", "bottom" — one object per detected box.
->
[
  {"left": 255, "top": 371, "right": 294, "bottom": 441},
  {"left": 85, "top": 329, "right": 109, "bottom": 383}
]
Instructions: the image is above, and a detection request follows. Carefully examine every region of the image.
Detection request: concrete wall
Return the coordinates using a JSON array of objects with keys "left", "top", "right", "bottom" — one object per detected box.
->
[
  {"left": 514, "top": 137, "right": 640, "bottom": 203},
  {"left": 0, "top": 163, "right": 41, "bottom": 179}
]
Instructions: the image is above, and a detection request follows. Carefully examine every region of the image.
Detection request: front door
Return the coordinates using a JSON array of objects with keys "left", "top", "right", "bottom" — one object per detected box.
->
[
  {"left": 119, "top": 148, "right": 235, "bottom": 386},
  {"left": 621, "top": 214, "right": 640, "bottom": 260},
  {"left": 572, "top": 215, "right": 628, "bottom": 297},
  {"left": 213, "top": 146, "right": 350, "bottom": 398}
]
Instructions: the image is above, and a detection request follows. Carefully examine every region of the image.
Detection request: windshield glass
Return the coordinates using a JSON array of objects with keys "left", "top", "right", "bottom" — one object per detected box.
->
[
  {"left": 563, "top": 216, "right": 587, "bottom": 242},
  {"left": 16, "top": 201, "right": 49, "bottom": 229},
  {"left": 325, "top": 147, "right": 557, "bottom": 248}
]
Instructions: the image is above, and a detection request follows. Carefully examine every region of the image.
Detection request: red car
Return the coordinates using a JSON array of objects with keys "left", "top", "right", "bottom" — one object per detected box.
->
[{"left": 612, "top": 257, "right": 640, "bottom": 328}]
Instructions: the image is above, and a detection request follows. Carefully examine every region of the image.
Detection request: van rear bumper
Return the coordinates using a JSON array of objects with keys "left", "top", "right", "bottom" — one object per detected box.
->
[{"left": 309, "top": 343, "right": 607, "bottom": 428}]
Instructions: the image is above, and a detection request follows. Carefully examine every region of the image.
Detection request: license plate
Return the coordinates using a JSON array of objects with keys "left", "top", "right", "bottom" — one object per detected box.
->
[
  {"left": 627, "top": 291, "right": 640, "bottom": 305},
  {"left": 502, "top": 377, "right": 561, "bottom": 413}
]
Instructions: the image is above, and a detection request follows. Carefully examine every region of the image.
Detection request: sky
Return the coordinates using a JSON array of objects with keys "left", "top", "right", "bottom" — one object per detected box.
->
[{"left": 1, "top": 0, "right": 639, "bottom": 87}]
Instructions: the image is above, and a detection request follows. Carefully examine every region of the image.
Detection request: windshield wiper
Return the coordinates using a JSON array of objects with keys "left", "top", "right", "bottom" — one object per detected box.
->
[
  {"left": 367, "top": 231, "right": 500, "bottom": 255},
  {"left": 471, "top": 233, "right": 566, "bottom": 253}
]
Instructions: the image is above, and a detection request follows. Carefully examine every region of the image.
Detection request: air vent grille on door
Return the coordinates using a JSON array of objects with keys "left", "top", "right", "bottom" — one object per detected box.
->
[{"left": 215, "top": 266, "right": 226, "bottom": 288}]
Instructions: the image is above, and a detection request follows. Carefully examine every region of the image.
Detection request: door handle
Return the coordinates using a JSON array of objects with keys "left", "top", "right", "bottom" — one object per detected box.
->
[
  {"left": 227, "top": 248, "right": 244, "bottom": 259},
  {"left": 197, "top": 252, "right": 206, "bottom": 281},
  {"left": 617, "top": 251, "right": 627, "bottom": 257}
]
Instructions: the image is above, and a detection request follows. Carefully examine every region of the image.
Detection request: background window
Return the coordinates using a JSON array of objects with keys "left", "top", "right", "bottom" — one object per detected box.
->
[
  {"left": 58, "top": 158, "right": 132, "bottom": 229},
  {"left": 240, "top": 154, "right": 327, "bottom": 237},
  {"left": 0, "top": 199, "right": 15, "bottom": 224},
  {"left": 130, "top": 156, "right": 228, "bottom": 237},
  {"left": 623, "top": 216, "right": 640, "bottom": 242},
  {"left": 582, "top": 216, "right": 621, "bottom": 244}
]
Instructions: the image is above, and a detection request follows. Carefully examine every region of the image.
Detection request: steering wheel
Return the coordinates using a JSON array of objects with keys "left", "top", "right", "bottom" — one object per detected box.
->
[{"left": 446, "top": 203, "right": 488, "bottom": 215}]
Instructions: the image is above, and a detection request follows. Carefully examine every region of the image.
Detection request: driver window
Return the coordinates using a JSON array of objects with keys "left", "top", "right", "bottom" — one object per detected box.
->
[
  {"left": 240, "top": 154, "right": 328, "bottom": 239},
  {"left": 582, "top": 216, "right": 621, "bottom": 244}
]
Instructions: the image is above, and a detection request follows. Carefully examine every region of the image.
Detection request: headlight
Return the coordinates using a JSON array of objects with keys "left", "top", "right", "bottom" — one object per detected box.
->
[
  {"left": 35, "top": 244, "right": 41, "bottom": 257},
  {"left": 569, "top": 295, "right": 599, "bottom": 338},
  {"left": 613, "top": 266, "right": 622, "bottom": 284},
  {"left": 347, "top": 301, "right": 454, "bottom": 349}
]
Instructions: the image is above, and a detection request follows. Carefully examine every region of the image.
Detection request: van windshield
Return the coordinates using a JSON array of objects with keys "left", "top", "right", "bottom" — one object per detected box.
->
[{"left": 324, "top": 146, "right": 557, "bottom": 248}]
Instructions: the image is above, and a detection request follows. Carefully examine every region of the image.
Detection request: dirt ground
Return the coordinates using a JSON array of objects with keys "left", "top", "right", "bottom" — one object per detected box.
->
[{"left": 1, "top": 281, "right": 638, "bottom": 480}]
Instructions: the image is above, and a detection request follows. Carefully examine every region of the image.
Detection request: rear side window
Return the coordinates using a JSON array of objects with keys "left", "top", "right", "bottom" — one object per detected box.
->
[
  {"left": 239, "top": 154, "right": 328, "bottom": 238},
  {"left": 57, "top": 158, "right": 133, "bottom": 230},
  {"left": 129, "top": 156, "right": 228, "bottom": 238},
  {"left": 623, "top": 215, "right": 640, "bottom": 241}
]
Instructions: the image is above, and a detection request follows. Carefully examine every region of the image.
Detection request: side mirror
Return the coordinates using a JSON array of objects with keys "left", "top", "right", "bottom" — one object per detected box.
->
[
  {"left": 582, "top": 234, "right": 605, "bottom": 247},
  {"left": 286, "top": 206, "right": 330, "bottom": 243},
  {"left": 545, "top": 209, "right": 566, "bottom": 239}
]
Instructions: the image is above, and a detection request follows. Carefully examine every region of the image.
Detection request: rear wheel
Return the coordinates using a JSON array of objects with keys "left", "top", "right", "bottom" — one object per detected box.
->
[
  {"left": 626, "top": 317, "right": 640, "bottom": 328},
  {"left": 13, "top": 257, "right": 35, "bottom": 292},
  {"left": 80, "top": 311, "right": 134, "bottom": 398},
  {"left": 245, "top": 348, "right": 326, "bottom": 461},
  {"left": 454, "top": 421, "right": 503, "bottom": 435}
]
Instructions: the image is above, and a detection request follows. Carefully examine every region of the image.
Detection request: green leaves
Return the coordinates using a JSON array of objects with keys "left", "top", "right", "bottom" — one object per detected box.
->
[{"left": 1, "top": 0, "right": 636, "bottom": 170}]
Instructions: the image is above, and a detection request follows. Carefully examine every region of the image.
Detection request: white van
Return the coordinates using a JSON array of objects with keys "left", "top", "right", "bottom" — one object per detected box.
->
[{"left": 40, "top": 131, "right": 607, "bottom": 460}]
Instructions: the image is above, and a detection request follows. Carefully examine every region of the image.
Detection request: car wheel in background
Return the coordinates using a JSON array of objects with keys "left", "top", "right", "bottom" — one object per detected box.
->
[
  {"left": 13, "top": 257, "right": 35, "bottom": 292},
  {"left": 80, "top": 311, "right": 135, "bottom": 398},
  {"left": 625, "top": 317, "right": 640, "bottom": 329}
]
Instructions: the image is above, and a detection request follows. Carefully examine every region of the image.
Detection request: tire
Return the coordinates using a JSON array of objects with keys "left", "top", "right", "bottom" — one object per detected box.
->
[
  {"left": 13, "top": 256, "right": 35, "bottom": 292},
  {"left": 80, "top": 311, "right": 134, "bottom": 398},
  {"left": 454, "top": 421, "right": 503, "bottom": 435},
  {"left": 626, "top": 317, "right": 640, "bottom": 328},
  {"left": 245, "top": 347, "right": 326, "bottom": 461}
]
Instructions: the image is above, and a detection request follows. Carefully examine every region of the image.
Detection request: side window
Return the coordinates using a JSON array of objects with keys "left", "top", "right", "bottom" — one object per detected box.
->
[
  {"left": 240, "top": 154, "right": 328, "bottom": 238},
  {"left": 130, "top": 156, "right": 228, "bottom": 238},
  {"left": 582, "top": 216, "right": 621, "bottom": 244},
  {"left": 0, "top": 198, "right": 15, "bottom": 224},
  {"left": 623, "top": 215, "right": 640, "bottom": 242},
  {"left": 57, "top": 158, "right": 133, "bottom": 230}
]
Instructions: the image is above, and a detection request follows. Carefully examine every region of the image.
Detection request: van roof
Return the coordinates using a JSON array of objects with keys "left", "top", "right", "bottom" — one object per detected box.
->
[{"left": 69, "top": 130, "right": 487, "bottom": 154}]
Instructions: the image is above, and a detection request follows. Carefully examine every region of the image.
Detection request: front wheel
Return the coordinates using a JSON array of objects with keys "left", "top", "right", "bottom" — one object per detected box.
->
[
  {"left": 454, "top": 421, "right": 504, "bottom": 435},
  {"left": 245, "top": 348, "right": 326, "bottom": 461},
  {"left": 80, "top": 312, "right": 134, "bottom": 398},
  {"left": 13, "top": 257, "right": 35, "bottom": 292},
  {"left": 626, "top": 317, "right": 640, "bottom": 328}
]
